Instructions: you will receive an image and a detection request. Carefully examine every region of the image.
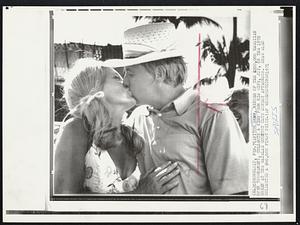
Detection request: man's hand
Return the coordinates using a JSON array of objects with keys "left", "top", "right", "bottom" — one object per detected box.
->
[{"left": 134, "top": 161, "right": 180, "bottom": 194}]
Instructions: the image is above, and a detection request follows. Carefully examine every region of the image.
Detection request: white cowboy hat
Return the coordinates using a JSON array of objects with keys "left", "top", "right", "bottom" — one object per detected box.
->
[{"left": 103, "top": 23, "right": 183, "bottom": 68}]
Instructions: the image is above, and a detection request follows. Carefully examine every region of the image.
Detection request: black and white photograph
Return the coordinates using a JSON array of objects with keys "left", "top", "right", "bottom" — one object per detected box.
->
[
  {"left": 53, "top": 11, "right": 250, "bottom": 196},
  {"left": 3, "top": 5, "right": 295, "bottom": 223}
]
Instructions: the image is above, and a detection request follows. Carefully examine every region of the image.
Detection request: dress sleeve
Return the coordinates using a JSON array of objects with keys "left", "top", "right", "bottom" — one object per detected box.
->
[{"left": 201, "top": 107, "right": 249, "bottom": 195}]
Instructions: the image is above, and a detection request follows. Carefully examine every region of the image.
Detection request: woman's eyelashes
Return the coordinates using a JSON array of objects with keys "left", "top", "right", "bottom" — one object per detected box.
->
[
  {"left": 113, "top": 74, "right": 123, "bottom": 82},
  {"left": 124, "top": 71, "right": 133, "bottom": 77}
]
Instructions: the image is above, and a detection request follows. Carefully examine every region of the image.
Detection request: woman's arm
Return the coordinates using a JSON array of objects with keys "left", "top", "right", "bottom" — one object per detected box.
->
[{"left": 54, "top": 118, "right": 90, "bottom": 194}]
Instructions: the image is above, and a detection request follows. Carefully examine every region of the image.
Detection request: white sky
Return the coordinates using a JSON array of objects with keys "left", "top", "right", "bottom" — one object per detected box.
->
[
  {"left": 54, "top": 11, "right": 249, "bottom": 45},
  {"left": 54, "top": 13, "right": 143, "bottom": 45},
  {"left": 53, "top": 11, "right": 250, "bottom": 88}
]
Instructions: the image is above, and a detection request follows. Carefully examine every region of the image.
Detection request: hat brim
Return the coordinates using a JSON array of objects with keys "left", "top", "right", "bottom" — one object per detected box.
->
[{"left": 103, "top": 50, "right": 183, "bottom": 68}]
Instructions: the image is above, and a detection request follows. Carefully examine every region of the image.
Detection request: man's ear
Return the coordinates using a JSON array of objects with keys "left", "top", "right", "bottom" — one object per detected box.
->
[{"left": 155, "top": 69, "right": 165, "bottom": 83}]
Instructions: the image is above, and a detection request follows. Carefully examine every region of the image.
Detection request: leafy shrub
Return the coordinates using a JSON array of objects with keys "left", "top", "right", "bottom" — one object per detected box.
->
[{"left": 55, "top": 83, "right": 69, "bottom": 121}]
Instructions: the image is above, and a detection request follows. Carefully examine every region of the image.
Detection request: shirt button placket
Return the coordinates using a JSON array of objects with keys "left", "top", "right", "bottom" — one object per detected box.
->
[
  {"left": 151, "top": 114, "right": 159, "bottom": 147},
  {"left": 155, "top": 113, "right": 164, "bottom": 154},
  {"left": 156, "top": 113, "right": 161, "bottom": 130}
]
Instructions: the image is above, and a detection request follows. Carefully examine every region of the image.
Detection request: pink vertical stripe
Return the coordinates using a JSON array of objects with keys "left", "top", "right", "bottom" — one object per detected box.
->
[
  {"left": 197, "top": 33, "right": 201, "bottom": 174},
  {"left": 198, "top": 33, "right": 201, "bottom": 82}
]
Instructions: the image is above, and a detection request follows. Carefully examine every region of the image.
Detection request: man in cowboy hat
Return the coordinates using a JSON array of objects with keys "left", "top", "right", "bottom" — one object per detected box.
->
[{"left": 105, "top": 23, "right": 248, "bottom": 195}]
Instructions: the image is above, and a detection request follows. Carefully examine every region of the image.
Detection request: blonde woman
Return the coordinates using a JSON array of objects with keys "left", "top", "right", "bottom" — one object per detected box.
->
[{"left": 54, "top": 58, "right": 180, "bottom": 194}]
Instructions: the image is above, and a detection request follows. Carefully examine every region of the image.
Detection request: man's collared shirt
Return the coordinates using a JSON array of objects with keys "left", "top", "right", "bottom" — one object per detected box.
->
[{"left": 125, "top": 88, "right": 249, "bottom": 195}]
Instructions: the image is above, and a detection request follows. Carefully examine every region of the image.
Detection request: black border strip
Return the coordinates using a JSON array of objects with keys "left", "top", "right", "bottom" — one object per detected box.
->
[
  {"left": 6, "top": 210, "right": 280, "bottom": 215},
  {"left": 49, "top": 10, "right": 55, "bottom": 203},
  {"left": 1, "top": 0, "right": 298, "bottom": 6},
  {"left": 50, "top": 196, "right": 280, "bottom": 201},
  {"left": 48, "top": 5, "right": 291, "bottom": 203}
]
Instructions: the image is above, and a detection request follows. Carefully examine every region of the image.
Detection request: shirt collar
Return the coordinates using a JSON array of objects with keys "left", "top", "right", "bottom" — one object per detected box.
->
[{"left": 159, "top": 87, "right": 197, "bottom": 116}]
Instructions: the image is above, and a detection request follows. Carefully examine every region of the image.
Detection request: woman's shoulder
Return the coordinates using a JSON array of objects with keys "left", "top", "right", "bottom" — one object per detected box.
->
[
  {"left": 57, "top": 117, "right": 90, "bottom": 149},
  {"left": 62, "top": 117, "right": 88, "bottom": 136},
  {"left": 63, "top": 117, "right": 85, "bottom": 129}
]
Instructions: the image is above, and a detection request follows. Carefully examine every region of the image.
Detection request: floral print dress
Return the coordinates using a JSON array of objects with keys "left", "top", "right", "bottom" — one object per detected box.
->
[{"left": 83, "top": 144, "right": 140, "bottom": 193}]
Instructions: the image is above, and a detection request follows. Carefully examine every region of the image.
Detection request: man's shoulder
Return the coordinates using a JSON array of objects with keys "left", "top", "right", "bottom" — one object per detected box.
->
[
  {"left": 179, "top": 88, "right": 230, "bottom": 115},
  {"left": 199, "top": 101, "right": 230, "bottom": 114},
  {"left": 185, "top": 95, "right": 231, "bottom": 123}
]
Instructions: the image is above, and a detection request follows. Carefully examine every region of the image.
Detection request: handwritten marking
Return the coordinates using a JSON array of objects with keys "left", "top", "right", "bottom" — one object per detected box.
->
[{"left": 271, "top": 106, "right": 280, "bottom": 135}]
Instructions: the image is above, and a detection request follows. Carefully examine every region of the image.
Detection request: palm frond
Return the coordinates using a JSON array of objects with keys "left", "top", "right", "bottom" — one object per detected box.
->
[
  {"left": 133, "top": 16, "right": 221, "bottom": 29},
  {"left": 178, "top": 16, "right": 221, "bottom": 29}
]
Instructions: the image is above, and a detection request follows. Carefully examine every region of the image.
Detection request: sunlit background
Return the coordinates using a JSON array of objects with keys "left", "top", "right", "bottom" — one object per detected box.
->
[{"left": 53, "top": 11, "right": 250, "bottom": 138}]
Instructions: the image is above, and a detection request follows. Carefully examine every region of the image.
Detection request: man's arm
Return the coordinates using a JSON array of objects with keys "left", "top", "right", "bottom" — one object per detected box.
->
[{"left": 201, "top": 107, "right": 249, "bottom": 195}]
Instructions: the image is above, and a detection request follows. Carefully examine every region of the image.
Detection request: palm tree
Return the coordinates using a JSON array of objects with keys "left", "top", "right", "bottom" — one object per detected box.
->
[
  {"left": 133, "top": 16, "right": 221, "bottom": 29},
  {"left": 204, "top": 17, "right": 249, "bottom": 88},
  {"left": 134, "top": 16, "right": 249, "bottom": 88},
  {"left": 227, "top": 17, "right": 238, "bottom": 88},
  {"left": 201, "top": 36, "right": 228, "bottom": 67},
  {"left": 201, "top": 37, "right": 249, "bottom": 86}
]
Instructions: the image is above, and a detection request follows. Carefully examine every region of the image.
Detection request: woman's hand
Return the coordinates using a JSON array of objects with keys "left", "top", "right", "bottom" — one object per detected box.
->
[{"left": 134, "top": 161, "right": 180, "bottom": 194}]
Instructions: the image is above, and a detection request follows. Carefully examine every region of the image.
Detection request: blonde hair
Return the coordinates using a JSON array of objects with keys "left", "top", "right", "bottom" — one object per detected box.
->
[
  {"left": 64, "top": 58, "right": 106, "bottom": 117},
  {"left": 63, "top": 58, "right": 143, "bottom": 153},
  {"left": 140, "top": 57, "right": 187, "bottom": 87}
]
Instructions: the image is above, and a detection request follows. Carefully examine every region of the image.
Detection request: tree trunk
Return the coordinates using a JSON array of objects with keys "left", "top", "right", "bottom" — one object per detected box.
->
[
  {"left": 226, "top": 17, "right": 237, "bottom": 88},
  {"left": 64, "top": 42, "right": 69, "bottom": 69}
]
